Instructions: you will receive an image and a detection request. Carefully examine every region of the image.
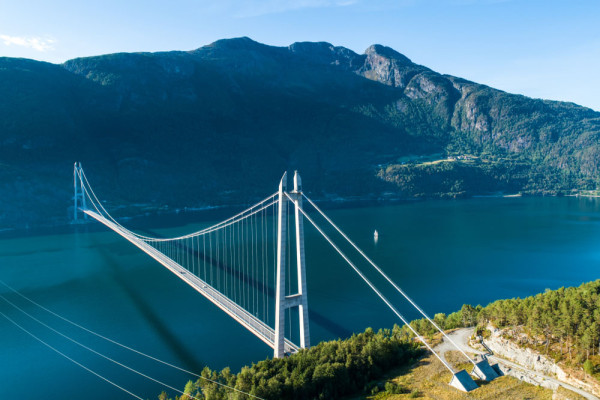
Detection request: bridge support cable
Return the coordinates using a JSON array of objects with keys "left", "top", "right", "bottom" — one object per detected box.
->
[
  {"left": 75, "top": 163, "right": 278, "bottom": 243},
  {"left": 83, "top": 209, "right": 298, "bottom": 354},
  {"left": 301, "top": 194, "right": 480, "bottom": 373},
  {"left": 71, "top": 164, "right": 483, "bottom": 390},
  {"left": 74, "top": 163, "right": 304, "bottom": 356},
  {"left": 285, "top": 192, "right": 454, "bottom": 373}
]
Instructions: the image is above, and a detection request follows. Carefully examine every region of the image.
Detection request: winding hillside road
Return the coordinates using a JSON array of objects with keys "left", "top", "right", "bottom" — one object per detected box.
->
[{"left": 437, "top": 328, "right": 599, "bottom": 400}]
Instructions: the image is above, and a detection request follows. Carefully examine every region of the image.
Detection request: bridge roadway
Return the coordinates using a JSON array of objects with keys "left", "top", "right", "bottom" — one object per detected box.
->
[{"left": 83, "top": 209, "right": 299, "bottom": 355}]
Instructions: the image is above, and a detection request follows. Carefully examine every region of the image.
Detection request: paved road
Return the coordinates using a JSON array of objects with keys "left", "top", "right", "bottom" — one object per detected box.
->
[
  {"left": 436, "top": 328, "right": 486, "bottom": 363},
  {"left": 436, "top": 328, "right": 599, "bottom": 400}
]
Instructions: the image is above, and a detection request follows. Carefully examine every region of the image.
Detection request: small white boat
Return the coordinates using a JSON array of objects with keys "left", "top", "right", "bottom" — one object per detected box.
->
[{"left": 374, "top": 229, "right": 379, "bottom": 239}]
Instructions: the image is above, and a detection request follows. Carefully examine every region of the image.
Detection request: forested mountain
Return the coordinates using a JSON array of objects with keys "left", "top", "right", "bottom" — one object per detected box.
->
[{"left": 1, "top": 37, "right": 599, "bottom": 229}]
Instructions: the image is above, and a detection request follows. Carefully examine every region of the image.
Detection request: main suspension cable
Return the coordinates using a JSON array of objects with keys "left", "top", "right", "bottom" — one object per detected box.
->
[
  {"left": 79, "top": 166, "right": 277, "bottom": 242},
  {"left": 302, "top": 193, "right": 478, "bottom": 370},
  {"left": 284, "top": 193, "right": 453, "bottom": 373}
]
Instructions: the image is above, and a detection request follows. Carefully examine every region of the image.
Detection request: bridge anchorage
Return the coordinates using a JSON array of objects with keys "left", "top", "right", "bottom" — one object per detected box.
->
[{"left": 73, "top": 163, "right": 497, "bottom": 391}]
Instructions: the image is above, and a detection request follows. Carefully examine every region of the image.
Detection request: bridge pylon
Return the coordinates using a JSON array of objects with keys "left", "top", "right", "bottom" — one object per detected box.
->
[
  {"left": 72, "top": 162, "right": 87, "bottom": 221},
  {"left": 274, "top": 171, "right": 311, "bottom": 358}
]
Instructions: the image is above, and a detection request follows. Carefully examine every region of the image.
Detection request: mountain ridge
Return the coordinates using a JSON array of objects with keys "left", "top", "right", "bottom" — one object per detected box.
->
[{"left": 1, "top": 37, "right": 599, "bottom": 229}]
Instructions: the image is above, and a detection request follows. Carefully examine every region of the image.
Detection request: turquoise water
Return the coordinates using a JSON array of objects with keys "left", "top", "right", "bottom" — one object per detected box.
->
[{"left": 1, "top": 196, "right": 600, "bottom": 399}]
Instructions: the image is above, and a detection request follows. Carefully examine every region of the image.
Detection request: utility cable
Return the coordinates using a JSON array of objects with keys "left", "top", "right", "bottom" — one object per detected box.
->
[
  {"left": 0, "top": 309, "right": 144, "bottom": 400},
  {"left": 0, "top": 294, "right": 204, "bottom": 400},
  {"left": 0, "top": 279, "right": 263, "bottom": 399}
]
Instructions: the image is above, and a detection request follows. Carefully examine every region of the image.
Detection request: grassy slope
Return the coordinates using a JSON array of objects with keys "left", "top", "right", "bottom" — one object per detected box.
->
[{"left": 369, "top": 351, "right": 553, "bottom": 400}]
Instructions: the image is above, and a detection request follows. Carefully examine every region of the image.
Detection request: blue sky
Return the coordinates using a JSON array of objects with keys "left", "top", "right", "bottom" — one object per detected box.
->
[{"left": 1, "top": 0, "right": 599, "bottom": 110}]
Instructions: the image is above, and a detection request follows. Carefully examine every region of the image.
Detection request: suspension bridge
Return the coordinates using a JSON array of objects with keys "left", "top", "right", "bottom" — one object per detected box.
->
[{"left": 72, "top": 162, "right": 499, "bottom": 392}]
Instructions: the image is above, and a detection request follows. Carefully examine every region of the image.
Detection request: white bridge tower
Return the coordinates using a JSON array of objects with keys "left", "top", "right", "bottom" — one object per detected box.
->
[
  {"left": 73, "top": 162, "right": 87, "bottom": 221},
  {"left": 274, "top": 171, "right": 311, "bottom": 358}
]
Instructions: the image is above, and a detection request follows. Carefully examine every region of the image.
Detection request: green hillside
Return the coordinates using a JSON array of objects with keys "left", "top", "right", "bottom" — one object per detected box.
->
[{"left": 1, "top": 37, "right": 599, "bottom": 229}]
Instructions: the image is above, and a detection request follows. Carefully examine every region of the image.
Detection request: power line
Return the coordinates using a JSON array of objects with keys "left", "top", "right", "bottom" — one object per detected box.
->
[
  {"left": 0, "top": 294, "right": 204, "bottom": 400},
  {"left": 0, "top": 279, "right": 264, "bottom": 400},
  {"left": 0, "top": 308, "right": 144, "bottom": 400}
]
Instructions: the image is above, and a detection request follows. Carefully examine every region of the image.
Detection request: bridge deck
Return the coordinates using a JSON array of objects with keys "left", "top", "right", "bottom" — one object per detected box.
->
[{"left": 84, "top": 210, "right": 298, "bottom": 354}]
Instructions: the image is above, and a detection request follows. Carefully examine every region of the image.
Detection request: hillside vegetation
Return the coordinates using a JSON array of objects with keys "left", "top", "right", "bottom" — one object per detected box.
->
[
  {"left": 159, "top": 326, "right": 422, "bottom": 400},
  {"left": 1, "top": 37, "right": 599, "bottom": 228},
  {"left": 410, "top": 280, "right": 600, "bottom": 376},
  {"left": 161, "top": 281, "right": 600, "bottom": 400}
]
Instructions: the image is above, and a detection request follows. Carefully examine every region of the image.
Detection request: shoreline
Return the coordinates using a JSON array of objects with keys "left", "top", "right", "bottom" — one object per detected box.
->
[{"left": 2, "top": 190, "right": 598, "bottom": 240}]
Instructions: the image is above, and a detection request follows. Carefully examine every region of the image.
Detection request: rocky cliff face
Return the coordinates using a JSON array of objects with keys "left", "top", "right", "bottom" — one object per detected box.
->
[
  {"left": 486, "top": 326, "right": 564, "bottom": 376},
  {"left": 358, "top": 44, "right": 427, "bottom": 89},
  {"left": 485, "top": 326, "right": 600, "bottom": 396}
]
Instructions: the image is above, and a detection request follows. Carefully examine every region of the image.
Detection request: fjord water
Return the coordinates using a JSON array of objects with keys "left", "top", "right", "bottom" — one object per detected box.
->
[{"left": 2, "top": 196, "right": 600, "bottom": 399}]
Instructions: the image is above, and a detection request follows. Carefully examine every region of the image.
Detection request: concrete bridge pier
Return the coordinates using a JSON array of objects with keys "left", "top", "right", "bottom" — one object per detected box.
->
[{"left": 450, "top": 370, "right": 479, "bottom": 392}]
